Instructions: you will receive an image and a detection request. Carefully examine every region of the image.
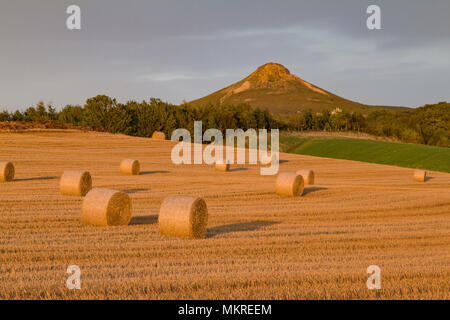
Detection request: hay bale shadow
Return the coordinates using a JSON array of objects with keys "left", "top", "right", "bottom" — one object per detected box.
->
[
  {"left": 424, "top": 176, "right": 434, "bottom": 182},
  {"left": 299, "top": 230, "right": 353, "bottom": 237},
  {"left": 129, "top": 214, "right": 158, "bottom": 225},
  {"left": 207, "top": 220, "right": 279, "bottom": 238},
  {"left": 302, "top": 186, "right": 327, "bottom": 196},
  {"left": 15, "top": 176, "right": 58, "bottom": 182},
  {"left": 140, "top": 171, "right": 170, "bottom": 175},
  {"left": 229, "top": 167, "right": 248, "bottom": 172},
  {"left": 121, "top": 188, "right": 149, "bottom": 194}
]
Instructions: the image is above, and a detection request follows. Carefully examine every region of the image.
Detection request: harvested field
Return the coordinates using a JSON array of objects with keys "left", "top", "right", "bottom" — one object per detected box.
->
[{"left": 0, "top": 131, "right": 449, "bottom": 299}]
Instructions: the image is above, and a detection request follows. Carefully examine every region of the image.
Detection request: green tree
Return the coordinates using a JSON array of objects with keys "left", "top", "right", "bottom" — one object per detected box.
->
[
  {"left": 58, "top": 105, "right": 84, "bottom": 125},
  {"left": 83, "top": 95, "right": 118, "bottom": 131},
  {"left": 0, "top": 110, "right": 10, "bottom": 121}
]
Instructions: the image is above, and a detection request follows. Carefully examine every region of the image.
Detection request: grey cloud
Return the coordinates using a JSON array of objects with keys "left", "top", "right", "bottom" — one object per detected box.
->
[{"left": 0, "top": 0, "right": 449, "bottom": 110}]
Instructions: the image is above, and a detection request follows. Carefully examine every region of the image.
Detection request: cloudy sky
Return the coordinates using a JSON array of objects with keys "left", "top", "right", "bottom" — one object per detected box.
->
[{"left": 1, "top": 0, "right": 449, "bottom": 111}]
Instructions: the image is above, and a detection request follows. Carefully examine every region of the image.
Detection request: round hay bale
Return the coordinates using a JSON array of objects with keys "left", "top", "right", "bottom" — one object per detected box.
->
[
  {"left": 120, "top": 159, "right": 140, "bottom": 175},
  {"left": 60, "top": 170, "right": 92, "bottom": 196},
  {"left": 158, "top": 197, "right": 208, "bottom": 239},
  {"left": 152, "top": 131, "right": 166, "bottom": 140},
  {"left": 413, "top": 170, "right": 427, "bottom": 182},
  {"left": 296, "top": 169, "right": 315, "bottom": 185},
  {"left": 215, "top": 162, "right": 230, "bottom": 172},
  {"left": 275, "top": 172, "right": 304, "bottom": 197},
  {"left": 0, "top": 162, "right": 15, "bottom": 182},
  {"left": 81, "top": 188, "right": 132, "bottom": 227}
]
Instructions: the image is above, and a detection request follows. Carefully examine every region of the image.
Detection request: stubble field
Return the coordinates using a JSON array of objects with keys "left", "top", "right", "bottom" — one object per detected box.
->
[{"left": 0, "top": 131, "right": 449, "bottom": 299}]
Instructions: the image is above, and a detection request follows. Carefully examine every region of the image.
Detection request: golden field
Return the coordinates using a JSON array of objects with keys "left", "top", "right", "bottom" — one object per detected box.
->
[{"left": 0, "top": 131, "right": 449, "bottom": 299}]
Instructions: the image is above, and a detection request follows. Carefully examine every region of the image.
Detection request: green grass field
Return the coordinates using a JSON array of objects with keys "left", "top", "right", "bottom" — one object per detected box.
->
[{"left": 281, "top": 135, "right": 450, "bottom": 173}]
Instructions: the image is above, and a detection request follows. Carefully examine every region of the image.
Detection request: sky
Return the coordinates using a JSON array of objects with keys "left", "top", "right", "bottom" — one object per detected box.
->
[{"left": 1, "top": 0, "right": 449, "bottom": 111}]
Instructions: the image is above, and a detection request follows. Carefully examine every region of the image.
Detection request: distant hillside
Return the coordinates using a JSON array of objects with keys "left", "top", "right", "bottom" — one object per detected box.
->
[
  {"left": 286, "top": 136, "right": 450, "bottom": 173},
  {"left": 365, "top": 101, "right": 450, "bottom": 147},
  {"left": 2, "top": 96, "right": 446, "bottom": 147},
  {"left": 190, "top": 62, "right": 406, "bottom": 115}
]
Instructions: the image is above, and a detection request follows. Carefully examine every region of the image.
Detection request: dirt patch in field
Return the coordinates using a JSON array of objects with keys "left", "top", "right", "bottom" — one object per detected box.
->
[
  {"left": 0, "top": 121, "right": 91, "bottom": 133},
  {"left": 284, "top": 130, "right": 400, "bottom": 142}
]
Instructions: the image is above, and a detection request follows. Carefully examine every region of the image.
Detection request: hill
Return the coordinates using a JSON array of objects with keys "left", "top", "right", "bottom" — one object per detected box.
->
[
  {"left": 280, "top": 134, "right": 450, "bottom": 173},
  {"left": 190, "top": 62, "right": 406, "bottom": 115}
]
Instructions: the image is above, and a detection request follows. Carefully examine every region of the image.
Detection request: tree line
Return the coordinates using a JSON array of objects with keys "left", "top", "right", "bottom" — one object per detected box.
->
[
  {"left": 0, "top": 95, "right": 448, "bottom": 147},
  {"left": 0, "top": 96, "right": 275, "bottom": 137}
]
